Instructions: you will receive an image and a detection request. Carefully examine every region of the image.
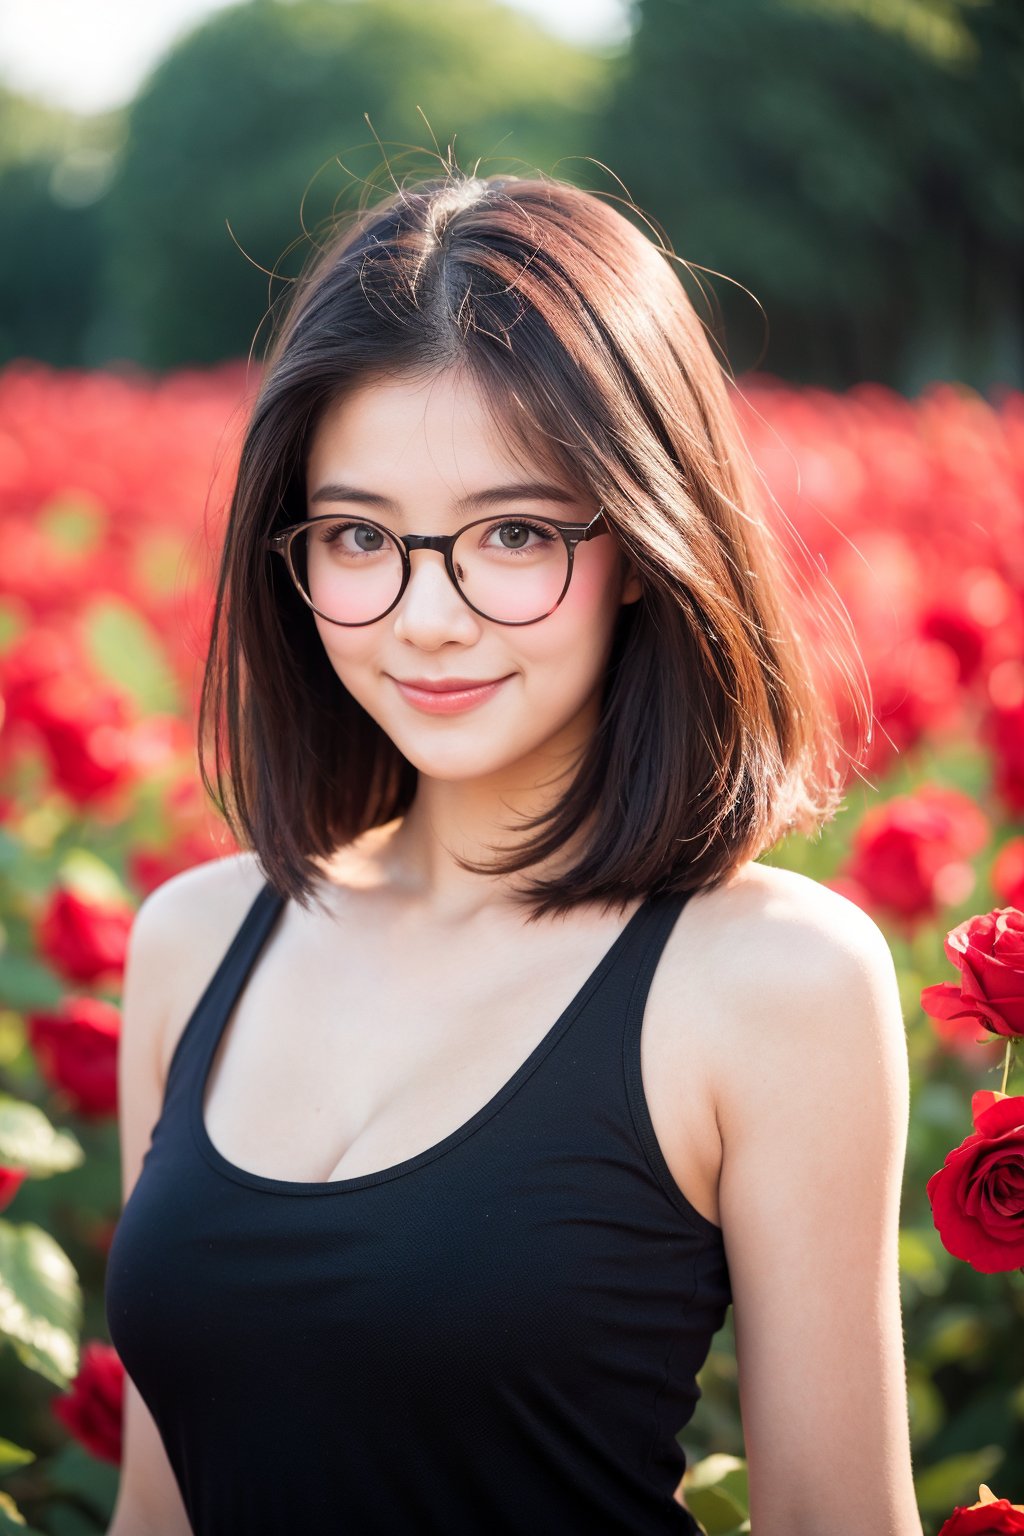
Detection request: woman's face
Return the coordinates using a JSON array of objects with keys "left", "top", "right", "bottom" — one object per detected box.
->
[{"left": 303, "top": 369, "right": 642, "bottom": 788}]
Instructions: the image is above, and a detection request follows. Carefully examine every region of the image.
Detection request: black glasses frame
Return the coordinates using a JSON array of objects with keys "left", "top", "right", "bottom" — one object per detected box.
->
[{"left": 264, "top": 508, "right": 610, "bottom": 627}]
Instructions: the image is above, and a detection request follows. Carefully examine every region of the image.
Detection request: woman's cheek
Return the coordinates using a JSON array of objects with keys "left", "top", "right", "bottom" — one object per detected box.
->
[
  {"left": 515, "top": 553, "right": 625, "bottom": 669},
  {"left": 313, "top": 624, "right": 376, "bottom": 699}
]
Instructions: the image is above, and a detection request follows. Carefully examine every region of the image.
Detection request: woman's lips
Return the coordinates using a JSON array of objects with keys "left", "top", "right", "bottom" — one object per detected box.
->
[{"left": 389, "top": 675, "right": 512, "bottom": 715}]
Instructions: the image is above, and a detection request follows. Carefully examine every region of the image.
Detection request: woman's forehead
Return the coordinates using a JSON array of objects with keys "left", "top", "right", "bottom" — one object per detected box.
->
[{"left": 306, "top": 370, "right": 581, "bottom": 503}]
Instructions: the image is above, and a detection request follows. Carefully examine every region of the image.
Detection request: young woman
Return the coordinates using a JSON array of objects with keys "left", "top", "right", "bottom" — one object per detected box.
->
[{"left": 104, "top": 170, "right": 923, "bottom": 1535}]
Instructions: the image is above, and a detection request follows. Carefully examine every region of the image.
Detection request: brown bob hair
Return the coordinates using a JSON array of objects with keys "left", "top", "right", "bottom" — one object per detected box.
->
[{"left": 198, "top": 164, "right": 870, "bottom": 921}]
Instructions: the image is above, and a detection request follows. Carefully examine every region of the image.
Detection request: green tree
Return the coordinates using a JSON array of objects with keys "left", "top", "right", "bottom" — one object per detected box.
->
[
  {"left": 95, "top": 0, "right": 606, "bottom": 369},
  {"left": 596, "top": 0, "right": 1024, "bottom": 392},
  {"left": 0, "top": 85, "right": 117, "bottom": 368}
]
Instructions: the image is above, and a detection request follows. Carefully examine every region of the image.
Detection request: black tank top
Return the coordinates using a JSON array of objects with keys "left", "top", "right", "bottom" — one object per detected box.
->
[{"left": 105, "top": 880, "right": 732, "bottom": 1535}]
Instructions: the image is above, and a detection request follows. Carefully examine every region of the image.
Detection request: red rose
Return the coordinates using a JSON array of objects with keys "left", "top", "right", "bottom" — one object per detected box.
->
[
  {"left": 901, "top": 787, "right": 987, "bottom": 858},
  {"left": 0, "top": 625, "right": 139, "bottom": 806},
  {"left": 0, "top": 1165, "right": 27, "bottom": 1213},
  {"left": 845, "top": 785, "right": 988, "bottom": 928},
  {"left": 926, "top": 1091, "right": 1024, "bottom": 1273},
  {"left": 28, "top": 997, "right": 120, "bottom": 1118},
  {"left": 37, "top": 886, "right": 134, "bottom": 986},
  {"left": 918, "top": 601, "right": 989, "bottom": 686},
  {"left": 921, "top": 907, "right": 1024, "bottom": 1040},
  {"left": 26, "top": 672, "right": 137, "bottom": 804},
  {"left": 0, "top": 627, "right": 76, "bottom": 724},
  {"left": 860, "top": 639, "right": 962, "bottom": 778},
  {"left": 51, "top": 1341, "right": 125, "bottom": 1465},
  {"left": 936, "top": 1483, "right": 1024, "bottom": 1534}
]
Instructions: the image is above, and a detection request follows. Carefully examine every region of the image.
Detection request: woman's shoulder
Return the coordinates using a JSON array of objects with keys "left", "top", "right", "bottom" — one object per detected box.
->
[
  {"left": 139, "top": 850, "right": 270, "bottom": 939},
  {"left": 662, "top": 858, "right": 899, "bottom": 1125},
  {"left": 678, "top": 858, "right": 890, "bottom": 967},
  {"left": 660, "top": 858, "right": 895, "bottom": 1058}
]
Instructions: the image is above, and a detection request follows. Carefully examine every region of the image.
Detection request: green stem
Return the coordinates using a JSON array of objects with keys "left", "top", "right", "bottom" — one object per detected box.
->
[{"left": 999, "top": 1038, "right": 1016, "bottom": 1095}]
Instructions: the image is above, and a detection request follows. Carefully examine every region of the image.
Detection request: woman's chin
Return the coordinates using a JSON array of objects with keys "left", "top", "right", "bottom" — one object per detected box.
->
[{"left": 396, "top": 742, "right": 524, "bottom": 784}]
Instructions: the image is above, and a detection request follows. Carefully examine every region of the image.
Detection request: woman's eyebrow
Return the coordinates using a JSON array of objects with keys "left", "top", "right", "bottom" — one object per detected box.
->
[{"left": 308, "top": 480, "right": 580, "bottom": 512}]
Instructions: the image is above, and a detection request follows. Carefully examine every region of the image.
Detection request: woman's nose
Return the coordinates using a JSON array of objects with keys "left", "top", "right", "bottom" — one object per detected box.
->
[{"left": 390, "top": 550, "right": 482, "bottom": 646}]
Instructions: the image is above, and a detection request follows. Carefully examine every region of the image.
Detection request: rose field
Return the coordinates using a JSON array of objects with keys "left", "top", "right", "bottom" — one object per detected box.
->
[{"left": 0, "top": 360, "right": 1022, "bottom": 1534}]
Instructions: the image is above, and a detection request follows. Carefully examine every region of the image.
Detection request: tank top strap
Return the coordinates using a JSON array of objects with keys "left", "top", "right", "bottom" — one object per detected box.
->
[
  {"left": 624, "top": 888, "right": 694, "bottom": 1007},
  {"left": 620, "top": 887, "right": 704, "bottom": 1228},
  {"left": 165, "top": 878, "right": 286, "bottom": 1092},
  {"left": 589, "top": 886, "right": 694, "bottom": 1018},
  {"left": 209, "top": 879, "right": 287, "bottom": 1005},
  {"left": 554, "top": 884, "right": 694, "bottom": 1085}
]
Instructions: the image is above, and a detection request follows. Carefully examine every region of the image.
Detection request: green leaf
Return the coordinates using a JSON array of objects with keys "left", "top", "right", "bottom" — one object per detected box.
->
[
  {"left": 0, "top": 952, "right": 63, "bottom": 1013},
  {"left": 44, "top": 1441, "right": 119, "bottom": 1518},
  {"left": 684, "top": 1453, "right": 749, "bottom": 1503},
  {"left": 906, "top": 1363, "right": 945, "bottom": 1445},
  {"left": 681, "top": 1454, "right": 750, "bottom": 1533},
  {"left": 0, "top": 1014, "right": 25, "bottom": 1070},
  {"left": 684, "top": 1486, "right": 748, "bottom": 1534},
  {"left": 0, "top": 606, "right": 23, "bottom": 657},
  {"left": 899, "top": 1225, "right": 943, "bottom": 1280},
  {"left": 914, "top": 1080, "right": 971, "bottom": 1134},
  {"left": 914, "top": 1447, "right": 1005, "bottom": 1520},
  {"left": 0, "top": 1095, "right": 85, "bottom": 1178},
  {"left": 0, "top": 829, "right": 22, "bottom": 873},
  {"left": 38, "top": 1503, "right": 108, "bottom": 1536},
  {"left": 0, "top": 1488, "right": 45, "bottom": 1532},
  {"left": 53, "top": 849, "right": 130, "bottom": 908},
  {"left": 920, "top": 1305, "right": 991, "bottom": 1369},
  {"left": 0, "top": 1220, "right": 80, "bottom": 1386},
  {"left": 0, "top": 1438, "right": 36, "bottom": 1474},
  {"left": 83, "top": 597, "right": 181, "bottom": 715},
  {"left": 37, "top": 495, "right": 104, "bottom": 557}
]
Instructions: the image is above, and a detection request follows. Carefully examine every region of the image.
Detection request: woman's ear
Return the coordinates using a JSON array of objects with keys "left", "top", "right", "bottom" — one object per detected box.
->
[{"left": 620, "top": 560, "right": 644, "bottom": 606}]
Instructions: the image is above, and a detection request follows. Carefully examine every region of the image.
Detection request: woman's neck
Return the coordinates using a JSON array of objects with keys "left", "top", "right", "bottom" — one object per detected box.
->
[{"left": 320, "top": 733, "right": 594, "bottom": 923}]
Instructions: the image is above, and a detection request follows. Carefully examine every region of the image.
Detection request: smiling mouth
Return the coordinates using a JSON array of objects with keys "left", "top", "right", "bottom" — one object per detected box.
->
[
  {"left": 390, "top": 675, "right": 512, "bottom": 693},
  {"left": 388, "top": 674, "right": 513, "bottom": 714}
]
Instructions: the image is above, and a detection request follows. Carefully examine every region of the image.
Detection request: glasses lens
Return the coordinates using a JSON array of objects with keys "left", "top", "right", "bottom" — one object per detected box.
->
[
  {"left": 292, "top": 520, "right": 404, "bottom": 623},
  {"left": 289, "top": 516, "right": 572, "bottom": 624},
  {"left": 452, "top": 518, "right": 569, "bottom": 622}
]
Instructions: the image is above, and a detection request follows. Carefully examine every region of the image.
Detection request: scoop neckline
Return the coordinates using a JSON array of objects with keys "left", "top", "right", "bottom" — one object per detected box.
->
[{"left": 189, "top": 886, "right": 657, "bottom": 1196}]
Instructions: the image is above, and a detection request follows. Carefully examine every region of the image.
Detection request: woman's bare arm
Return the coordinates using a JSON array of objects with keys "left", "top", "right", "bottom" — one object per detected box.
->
[{"left": 713, "top": 884, "right": 923, "bottom": 1536}]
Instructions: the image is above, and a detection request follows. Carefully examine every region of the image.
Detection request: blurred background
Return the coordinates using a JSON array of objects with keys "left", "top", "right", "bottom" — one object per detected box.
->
[
  {"left": 1, "top": 0, "right": 1020, "bottom": 391},
  {"left": 1, "top": 5, "right": 1023, "bottom": 1536}
]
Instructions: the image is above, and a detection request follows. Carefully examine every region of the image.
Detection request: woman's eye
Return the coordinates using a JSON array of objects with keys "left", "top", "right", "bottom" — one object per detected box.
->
[
  {"left": 498, "top": 523, "right": 530, "bottom": 549},
  {"left": 316, "top": 522, "right": 386, "bottom": 552},
  {"left": 486, "top": 520, "right": 556, "bottom": 551}
]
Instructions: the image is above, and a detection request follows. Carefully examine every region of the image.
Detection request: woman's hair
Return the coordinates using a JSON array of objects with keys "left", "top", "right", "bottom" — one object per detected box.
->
[{"left": 198, "top": 162, "right": 871, "bottom": 920}]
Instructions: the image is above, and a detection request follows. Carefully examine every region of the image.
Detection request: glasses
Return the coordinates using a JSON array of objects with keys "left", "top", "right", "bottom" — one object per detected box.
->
[{"left": 264, "top": 508, "right": 610, "bottom": 626}]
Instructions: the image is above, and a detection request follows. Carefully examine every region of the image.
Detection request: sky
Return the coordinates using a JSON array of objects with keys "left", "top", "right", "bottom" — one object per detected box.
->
[{"left": 0, "top": 0, "right": 632, "bottom": 115}]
